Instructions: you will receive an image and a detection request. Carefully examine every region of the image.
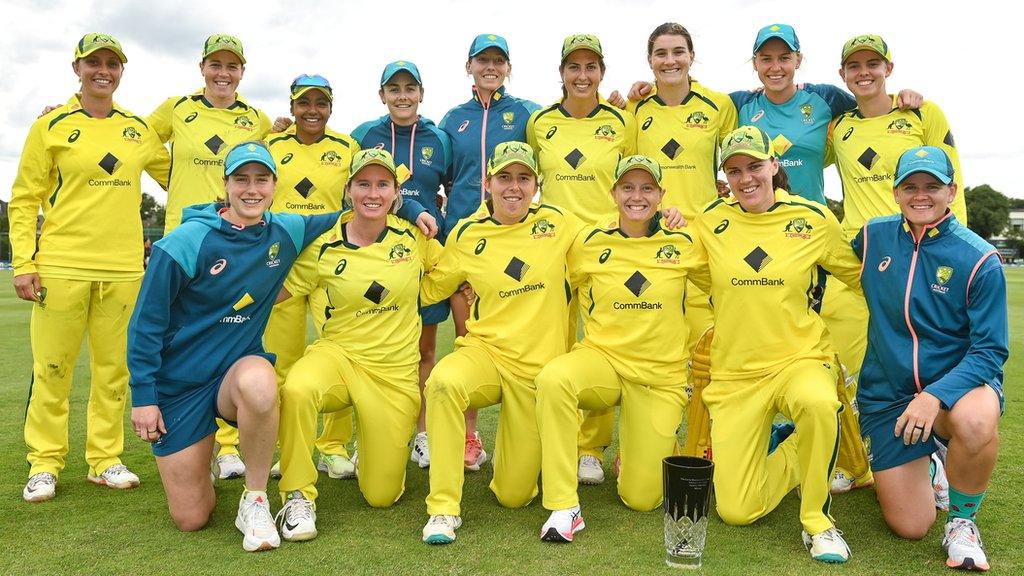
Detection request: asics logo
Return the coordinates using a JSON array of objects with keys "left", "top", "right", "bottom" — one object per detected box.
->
[
  {"left": 878, "top": 256, "right": 891, "bottom": 272},
  {"left": 210, "top": 259, "right": 228, "bottom": 275},
  {"left": 751, "top": 110, "right": 765, "bottom": 122},
  {"left": 458, "top": 120, "right": 470, "bottom": 133}
]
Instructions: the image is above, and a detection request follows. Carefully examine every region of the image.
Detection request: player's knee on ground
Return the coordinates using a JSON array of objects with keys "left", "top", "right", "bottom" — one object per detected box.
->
[
  {"left": 619, "top": 481, "right": 661, "bottom": 512},
  {"left": 715, "top": 496, "right": 762, "bottom": 526},
  {"left": 359, "top": 479, "right": 403, "bottom": 508},
  {"left": 882, "top": 506, "right": 935, "bottom": 541},
  {"left": 493, "top": 481, "right": 536, "bottom": 509},
  {"left": 169, "top": 504, "right": 212, "bottom": 532}
]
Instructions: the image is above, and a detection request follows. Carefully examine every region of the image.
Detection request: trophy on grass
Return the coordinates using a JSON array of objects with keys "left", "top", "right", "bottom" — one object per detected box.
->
[{"left": 663, "top": 455, "right": 713, "bottom": 569}]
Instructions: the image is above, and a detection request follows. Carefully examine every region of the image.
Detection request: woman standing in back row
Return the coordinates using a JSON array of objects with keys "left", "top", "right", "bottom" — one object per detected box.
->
[
  {"left": 439, "top": 33, "right": 541, "bottom": 470},
  {"left": 148, "top": 34, "right": 273, "bottom": 478}
]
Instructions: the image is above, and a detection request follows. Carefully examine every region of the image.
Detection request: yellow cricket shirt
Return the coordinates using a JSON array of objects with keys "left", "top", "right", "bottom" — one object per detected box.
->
[
  {"left": 268, "top": 128, "right": 360, "bottom": 299},
  {"left": 421, "top": 202, "right": 584, "bottom": 381},
  {"left": 630, "top": 80, "right": 737, "bottom": 221},
  {"left": 9, "top": 95, "right": 170, "bottom": 280},
  {"left": 285, "top": 212, "right": 439, "bottom": 381},
  {"left": 570, "top": 214, "right": 699, "bottom": 385},
  {"left": 828, "top": 99, "right": 966, "bottom": 236},
  {"left": 527, "top": 99, "right": 636, "bottom": 223},
  {"left": 149, "top": 91, "right": 271, "bottom": 231},
  {"left": 691, "top": 189, "right": 861, "bottom": 381}
]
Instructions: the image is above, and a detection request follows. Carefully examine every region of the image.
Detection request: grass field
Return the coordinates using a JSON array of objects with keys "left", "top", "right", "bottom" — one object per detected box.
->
[{"left": 0, "top": 269, "right": 1020, "bottom": 576}]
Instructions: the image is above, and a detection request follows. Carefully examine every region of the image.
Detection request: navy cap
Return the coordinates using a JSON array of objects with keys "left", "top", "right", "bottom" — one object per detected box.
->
[{"left": 224, "top": 141, "right": 276, "bottom": 176}]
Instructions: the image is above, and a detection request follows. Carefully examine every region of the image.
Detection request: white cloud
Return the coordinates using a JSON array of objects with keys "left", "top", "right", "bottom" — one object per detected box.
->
[{"left": 1, "top": 0, "right": 1020, "bottom": 204}]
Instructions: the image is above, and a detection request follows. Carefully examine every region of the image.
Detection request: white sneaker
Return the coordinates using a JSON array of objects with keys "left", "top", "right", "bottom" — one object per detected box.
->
[
  {"left": 411, "top": 432, "right": 430, "bottom": 468},
  {"left": 235, "top": 491, "right": 280, "bottom": 552},
  {"left": 318, "top": 454, "right": 356, "bottom": 479},
  {"left": 87, "top": 464, "right": 140, "bottom": 490},
  {"left": 216, "top": 454, "right": 246, "bottom": 480},
  {"left": 422, "top": 515, "right": 462, "bottom": 545},
  {"left": 270, "top": 460, "right": 282, "bottom": 479},
  {"left": 830, "top": 466, "right": 874, "bottom": 495},
  {"left": 931, "top": 452, "right": 950, "bottom": 511},
  {"left": 577, "top": 455, "right": 605, "bottom": 485},
  {"left": 275, "top": 491, "right": 317, "bottom": 542},
  {"left": 23, "top": 472, "right": 57, "bottom": 502},
  {"left": 540, "top": 505, "right": 585, "bottom": 543},
  {"left": 944, "top": 518, "right": 989, "bottom": 571},
  {"left": 802, "top": 527, "right": 851, "bottom": 563}
]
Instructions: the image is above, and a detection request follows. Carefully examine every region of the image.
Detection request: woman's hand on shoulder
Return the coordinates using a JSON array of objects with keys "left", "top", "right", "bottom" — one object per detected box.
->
[
  {"left": 662, "top": 207, "right": 688, "bottom": 229},
  {"left": 416, "top": 213, "right": 439, "bottom": 240}
]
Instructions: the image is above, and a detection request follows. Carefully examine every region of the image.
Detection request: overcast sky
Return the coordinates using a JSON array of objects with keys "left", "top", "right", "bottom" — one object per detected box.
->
[{"left": 1, "top": 0, "right": 1019, "bottom": 205}]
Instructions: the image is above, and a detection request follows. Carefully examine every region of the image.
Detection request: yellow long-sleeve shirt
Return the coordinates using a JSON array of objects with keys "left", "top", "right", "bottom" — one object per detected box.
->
[{"left": 9, "top": 95, "right": 170, "bottom": 280}]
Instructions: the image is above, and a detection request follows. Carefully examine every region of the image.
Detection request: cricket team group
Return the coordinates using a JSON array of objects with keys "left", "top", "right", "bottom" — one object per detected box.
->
[{"left": 8, "top": 21, "right": 1008, "bottom": 571}]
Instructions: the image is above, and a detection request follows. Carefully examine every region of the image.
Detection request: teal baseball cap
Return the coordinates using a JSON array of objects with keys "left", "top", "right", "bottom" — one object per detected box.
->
[
  {"left": 290, "top": 74, "right": 333, "bottom": 101},
  {"left": 468, "top": 33, "right": 509, "bottom": 58},
  {"left": 380, "top": 60, "right": 422, "bottom": 86},
  {"left": 894, "top": 146, "right": 954, "bottom": 186},
  {"left": 753, "top": 23, "right": 800, "bottom": 53},
  {"left": 224, "top": 141, "right": 276, "bottom": 176}
]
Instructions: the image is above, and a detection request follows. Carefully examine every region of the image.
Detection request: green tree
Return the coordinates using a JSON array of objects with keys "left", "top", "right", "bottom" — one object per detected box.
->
[
  {"left": 964, "top": 185, "right": 1009, "bottom": 239},
  {"left": 1008, "top": 197, "right": 1024, "bottom": 210},
  {"left": 140, "top": 192, "right": 165, "bottom": 230}
]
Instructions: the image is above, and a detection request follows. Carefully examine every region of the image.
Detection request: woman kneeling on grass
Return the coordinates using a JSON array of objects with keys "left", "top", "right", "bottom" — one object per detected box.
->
[
  {"left": 534, "top": 155, "right": 700, "bottom": 542},
  {"left": 127, "top": 142, "right": 338, "bottom": 551},
  {"left": 853, "top": 146, "right": 1007, "bottom": 571},
  {"left": 274, "top": 149, "right": 436, "bottom": 542}
]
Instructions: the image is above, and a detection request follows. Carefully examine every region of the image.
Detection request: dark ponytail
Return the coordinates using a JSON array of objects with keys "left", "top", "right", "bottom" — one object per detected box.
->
[{"left": 772, "top": 164, "right": 791, "bottom": 192}]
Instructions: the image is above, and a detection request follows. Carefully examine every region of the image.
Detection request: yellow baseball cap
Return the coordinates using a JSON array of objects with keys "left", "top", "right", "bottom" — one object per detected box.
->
[
  {"left": 561, "top": 34, "right": 603, "bottom": 62},
  {"left": 487, "top": 142, "right": 539, "bottom": 176},
  {"left": 615, "top": 155, "right": 663, "bottom": 186},
  {"left": 720, "top": 125, "right": 776, "bottom": 168},
  {"left": 350, "top": 148, "right": 407, "bottom": 183},
  {"left": 203, "top": 34, "right": 246, "bottom": 64},
  {"left": 841, "top": 34, "right": 891, "bottom": 64},
  {"left": 75, "top": 33, "right": 127, "bottom": 63}
]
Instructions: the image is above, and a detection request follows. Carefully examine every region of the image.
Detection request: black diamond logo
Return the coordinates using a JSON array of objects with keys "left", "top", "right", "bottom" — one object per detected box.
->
[
  {"left": 564, "top": 148, "right": 585, "bottom": 170},
  {"left": 295, "top": 178, "right": 315, "bottom": 199},
  {"left": 661, "top": 139, "right": 681, "bottom": 159},
  {"left": 857, "top": 147, "right": 879, "bottom": 170},
  {"left": 744, "top": 246, "right": 772, "bottom": 272},
  {"left": 363, "top": 281, "right": 389, "bottom": 304},
  {"left": 98, "top": 152, "right": 120, "bottom": 175},
  {"left": 624, "top": 271, "right": 651, "bottom": 297},
  {"left": 205, "top": 134, "right": 225, "bottom": 154},
  {"left": 504, "top": 257, "right": 529, "bottom": 281}
]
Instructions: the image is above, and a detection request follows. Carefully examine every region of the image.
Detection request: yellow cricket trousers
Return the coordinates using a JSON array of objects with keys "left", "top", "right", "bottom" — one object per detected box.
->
[
  {"left": 425, "top": 345, "right": 540, "bottom": 516},
  {"left": 819, "top": 277, "right": 868, "bottom": 380},
  {"left": 277, "top": 340, "right": 417, "bottom": 506},
  {"left": 577, "top": 280, "right": 708, "bottom": 458},
  {"left": 536, "top": 347, "right": 687, "bottom": 512},
  {"left": 701, "top": 357, "right": 841, "bottom": 535},
  {"left": 260, "top": 293, "right": 353, "bottom": 459},
  {"left": 25, "top": 277, "right": 140, "bottom": 477}
]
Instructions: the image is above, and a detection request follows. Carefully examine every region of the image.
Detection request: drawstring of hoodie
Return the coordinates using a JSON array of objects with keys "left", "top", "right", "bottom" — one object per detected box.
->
[{"left": 390, "top": 120, "right": 418, "bottom": 180}]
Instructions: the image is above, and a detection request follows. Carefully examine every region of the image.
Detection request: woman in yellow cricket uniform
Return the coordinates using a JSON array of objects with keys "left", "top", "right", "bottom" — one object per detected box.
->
[
  {"left": 535, "top": 155, "right": 700, "bottom": 542},
  {"left": 691, "top": 126, "right": 860, "bottom": 563},
  {"left": 629, "top": 23, "right": 735, "bottom": 363},
  {"left": 11, "top": 34, "right": 170, "bottom": 502},
  {"left": 526, "top": 34, "right": 637, "bottom": 485},
  {"left": 264, "top": 74, "right": 360, "bottom": 480},
  {"left": 274, "top": 149, "right": 433, "bottom": 541},
  {"left": 147, "top": 34, "right": 272, "bottom": 476},
  {"left": 419, "top": 142, "right": 583, "bottom": 545}
]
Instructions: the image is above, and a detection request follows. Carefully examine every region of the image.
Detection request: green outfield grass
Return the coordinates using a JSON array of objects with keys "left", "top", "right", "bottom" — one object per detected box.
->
[{"left": 0, "top": 269, "right": 1020, "bottom": 575}]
